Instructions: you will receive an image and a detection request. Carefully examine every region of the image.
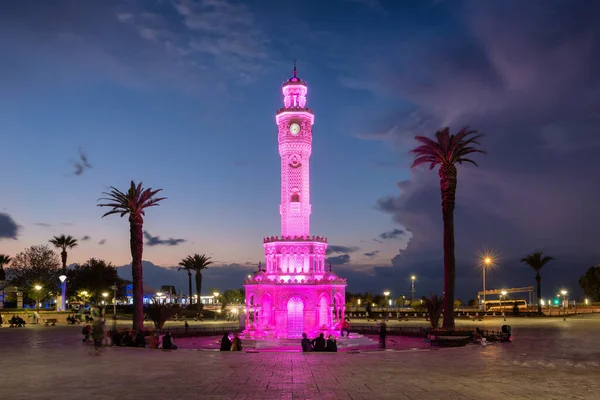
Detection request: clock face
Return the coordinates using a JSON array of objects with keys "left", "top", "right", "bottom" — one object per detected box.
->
[{"left": 289, "top": 122, "right": 301, "bottom": 135}]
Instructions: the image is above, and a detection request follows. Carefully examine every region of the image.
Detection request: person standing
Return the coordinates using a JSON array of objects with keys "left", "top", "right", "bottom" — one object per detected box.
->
[{"left": 379, "top": 320, "right": 387, "bottom": 349}]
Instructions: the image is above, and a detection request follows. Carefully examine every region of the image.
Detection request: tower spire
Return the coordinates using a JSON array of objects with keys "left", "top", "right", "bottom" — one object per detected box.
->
[{"left": 293, "top": 59, "right": 297, "bottom": 78}]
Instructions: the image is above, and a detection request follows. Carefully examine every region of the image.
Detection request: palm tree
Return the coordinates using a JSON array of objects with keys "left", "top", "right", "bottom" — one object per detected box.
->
[
  {"left": 411, "top": 127, "right": 485, "bottom": 329},
  {"left": 180, "top": 254, "right": 213, "bottom": 310},
  {"left": 0, "top": 254, "right": 12, "bottom": 281},
  {"left": 49, "top": 235, "right": 78, "bottom": 274},
  {"left": 521, "top": 251, "right": 555, "bottom": 314},
  {"left": 177, "top": 260, "right": 194, "bottom": 307},
  {"left": 98, "top": 181, "right": 166, "bottom": 330}
]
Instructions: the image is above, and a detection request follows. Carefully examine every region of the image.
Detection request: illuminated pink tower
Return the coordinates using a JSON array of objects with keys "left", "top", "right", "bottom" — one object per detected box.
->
[{"left": 244, "top": 63, "right": 347, "bottom": 339}]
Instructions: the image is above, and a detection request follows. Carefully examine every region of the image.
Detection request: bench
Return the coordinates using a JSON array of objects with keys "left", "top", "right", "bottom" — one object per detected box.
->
[
  {"left": 43, "top": 318, "right": 58, "bottom": 327},
  {"left": 430, "top": 335, "right": 471, "bottom": 347}
]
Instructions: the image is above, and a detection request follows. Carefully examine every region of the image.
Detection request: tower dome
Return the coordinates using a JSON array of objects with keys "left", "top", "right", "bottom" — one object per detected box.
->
[{"left": 283, "top": 60, "right": 307, "bottom": 87}]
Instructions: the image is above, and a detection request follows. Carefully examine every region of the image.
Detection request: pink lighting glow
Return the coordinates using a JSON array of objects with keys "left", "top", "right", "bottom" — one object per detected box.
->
[{"left": 244, "top": 65, "right": 347, "bottom": 339}]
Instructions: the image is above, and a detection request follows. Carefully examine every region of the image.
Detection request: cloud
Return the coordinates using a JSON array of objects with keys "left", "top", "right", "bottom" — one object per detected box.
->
[
  {"left": 71, "top": 147, "right": 92, "bottom": 176},
  {"left": 34, "top": 223, "right": 53, "bottom": 228},
  {"left": 81, "top": 235, "right": 91, "bottom": 241},
  {"left": 326, "top": 245, "right": 360, "bottom": 255},
  {"left": 364, "top": 250, "right": 380, "bottom": 258},
  {"left": 334, "top": 0, "right": 600, "bottom": 297},
  {"left": 326, "top": 254, "right": 351, "bottom": 265},
  {"left": 0, "top": 213, "right": 19, "bottom": 239},
  {"left": 379, "top": 229, "right": 406, "bottom": 240},
  {"left": 143, "top": 231, "right": 186, "bottom": 247},
  {"left": 62, "top": 222, "right": 74, "bottom": 226},
  {"left": 98, "top": 239, "right": 106, "bottom": 245}
]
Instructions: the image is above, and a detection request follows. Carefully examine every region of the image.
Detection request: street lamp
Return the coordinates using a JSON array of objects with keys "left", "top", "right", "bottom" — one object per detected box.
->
[
  {"left": 383, "top": 291, "right": 390, "bottom": 320},
  {"left": 213, "top": 292, "right": 220, "bottom": 304},
  {"left": 34, "top": 285, "right": 42, "bottom": 311},
  {"left": 102, "top": 292, "right": 108, "bottom": 306},
  {"left": 560, "top": 290, "right": 568, "bottom": 321},
  {"left": 357, "top": 298, "right": 361, "bottom": 307},
  {"left": 410, "top": 275, "right": 416, "bottom": 307},
  {"left": 110, "top": 284, "right": 118, "bottom": 317},
  {"left": 500, "top": 290, "right": 507, "bottom": 321},
  {"left": 481, "top": 256, "right": 493, "bottom": 310}
]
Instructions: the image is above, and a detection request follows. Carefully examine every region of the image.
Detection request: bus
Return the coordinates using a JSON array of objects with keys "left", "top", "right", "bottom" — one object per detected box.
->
[{"left": 484, "top": 299, "right": 527, "bottom": 312}]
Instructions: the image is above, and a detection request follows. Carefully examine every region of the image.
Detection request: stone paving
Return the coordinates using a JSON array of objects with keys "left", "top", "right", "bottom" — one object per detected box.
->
[{"left": 1, "top": 315, "right": 599, "bottom": 400}]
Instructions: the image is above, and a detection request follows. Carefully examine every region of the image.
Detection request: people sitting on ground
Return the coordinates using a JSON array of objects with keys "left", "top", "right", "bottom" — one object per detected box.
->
[
  {"left": 149, "top": 332, "right": 160, "bottom": 349},
  {"left": 10, "top": 315, "right": 26, "bottom": 327},
  {"left": 311, "top": 333, "right": 326, "bottom": 352},
  {"left": 301, "top": 332, "right": 313, "bottom": 352},
  {"left": 162, "top": 332, "right": 177, "bottom": 350},
  {"left": 220, "top": 332, "right": 232, "bottom": 351},
  {"left": 341, "top": 319, "right": 351, "bottom": 337},
  {"left": 121, "top": 331, "right": 135, "bottom": 347},
  {"left": 67, "top": 314, "right": 76, "bottom": 324},
  {"left": 135, "top": 330, "right": 146, "bottom": 347},
  {"left": 85, "top": 314, "right": 94, "bottom": 323},
  {"left": 325, "top": 334, "right": 338, "bottom": 352},
  {"left": 231, "top": 332, "right": 242, "bottom": 351}
]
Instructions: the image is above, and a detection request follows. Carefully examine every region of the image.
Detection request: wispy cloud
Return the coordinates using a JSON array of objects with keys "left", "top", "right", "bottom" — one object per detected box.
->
[
  {"left": 98, "top": 239, "right": 106, "bottom": 245},
  {"left": 144, "top": 231, "right": 186, "bottom": 247},
  {"left": 81, "top": 235, "right": 91, "bottom": 241},
  {"left": 364, "top": 250, "right": 380, "bottom": 258},
  {"left": 34, "top": 222, "right": 53, "bottom": 228},
  {"left": 379, "top": 229, "right": 406, "bottom": 240},
  {"left": 326, "top": 245, "right": 360, "bottom": 255}
]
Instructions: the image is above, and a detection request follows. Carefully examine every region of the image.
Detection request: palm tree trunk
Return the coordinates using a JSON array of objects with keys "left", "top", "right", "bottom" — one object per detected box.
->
[
  {"left": 439, "top": 164, "right": 457, "bottom": 330},
  {"left": 129, "top": 215, "right": 145, "bottom": 330},
  {"left": 61, "top": 250, "right": 67, "bottom": 274},
  {"left": 195, "top": 271, "right": 203, "bottom": 311},
  {"left": 188, "top": 271, "right": 193, "bottom": 306},
  {"left": 536, "top": 273, "right": 542, "bottom": 314}
]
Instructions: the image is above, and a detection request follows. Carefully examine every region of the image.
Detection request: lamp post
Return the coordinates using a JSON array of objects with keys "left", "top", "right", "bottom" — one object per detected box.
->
[
  {"left": 561, "top": 290, "right": 567, "bottom": 321},
  {"left": 58, "top": 275, "right": 67, "bottom": 312},
  {"left": 102, "top": 292, "right": 108, "bottom": 305},
  {"left": 110, "top": 284, "right": 118, "bottom": 316},
  {"left": 500, "top": 290, "right": 507, "bottom": 321},
  {"left": 383, "top": 291, "right": 390, "bottom": 320},
  {"left": 213, "top": 292, "right": 220, "bottom": 320},
  {"left": 34, "top": 285, "right": 42, "bottom": 311},
  {"left": 481, "top": 257, "right": 493, "bottom": 310},
  {"left": 410, "top": 275, "right": 416, "bottom": 307}
]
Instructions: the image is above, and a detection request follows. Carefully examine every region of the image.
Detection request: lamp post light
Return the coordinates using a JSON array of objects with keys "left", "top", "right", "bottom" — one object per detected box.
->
[
  {"left": 500, "top": 290, "right": 507, "bottom": 321},
  {"left": 410, "top": 275, "right": 416, "bottom": 307},
  {"left": 213, "top": 292, "right": 220, "bottom": 321},
  {"left": 58, "top": 275, "right": 67, "bottom": 312},
  {"left": 383, "top": 291, "right": 390, "bottom": 320},
  {"left": 110, "top": 284, "right": 118, "bottom": 316},
  {"left": 561, "top": 290, "right": 568, "bottom": 321},
  {"left": 102, "top": 292, "right": 108, "bottom": 307},
  {"left": 357, "top": 298, "right": 361, "bottom": 307},
  {"left": 585, "top": 298, "right": 589, "bottom": 306},
  {"left": 481, "top": 257, "right": 493, "bottom": 310},
  {"left": 34, "top": 285, "right": 42, "bottom": 311}
]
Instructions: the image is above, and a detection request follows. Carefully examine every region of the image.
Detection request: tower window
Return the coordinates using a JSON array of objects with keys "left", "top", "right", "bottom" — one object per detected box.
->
[{"left": 291, "top": 193, "right": 300, "bottom": 202}]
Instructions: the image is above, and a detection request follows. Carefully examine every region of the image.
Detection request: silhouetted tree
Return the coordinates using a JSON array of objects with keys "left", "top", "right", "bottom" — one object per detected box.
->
[
  {"left": 48, "top": 235, "right": 78, "bottom": 274},
  {"left": 521, "top": 251, "right": 555, "bottom": 314},
  {"left": 179, "top": 254, "right": 212, "bottom": 310},
  {"left": 579, "top": 266, "right": 600, "bottom": 302},
  {"left": 98, "top": 181, "right": 166, "bottom": 330},
  {"left": 411, "top": 127, "right": 485, "bottom": 329}
]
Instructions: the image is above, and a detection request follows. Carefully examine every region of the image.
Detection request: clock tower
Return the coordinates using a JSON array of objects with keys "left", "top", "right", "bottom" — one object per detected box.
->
[{"left": 276, "top": 62, "right": 314, "bottom": 237}]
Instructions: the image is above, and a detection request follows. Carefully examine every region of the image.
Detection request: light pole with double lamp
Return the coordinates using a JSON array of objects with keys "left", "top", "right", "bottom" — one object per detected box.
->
[{"left": 561, "top": 290, "right": 568, "bottom": 321}]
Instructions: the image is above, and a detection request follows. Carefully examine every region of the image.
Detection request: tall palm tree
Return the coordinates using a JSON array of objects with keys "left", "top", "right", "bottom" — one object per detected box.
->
[
  {"left": 177, "top": 260, "right": 194, "bottom": 307},
  {"left": 411, "top": 127, "right": 485, "bottom": 329},
  {"left": 49, "top": 235, "right": 78, "bottom": 274},
  {"left": 521, "top": 251, "right": 555, "bottom": 314},
  {"left": 98, "top": 181, "right": 166, "bottom": 330},
  {"left": 180, "top": 254, "right": 213, "bottom": 310},
  {"left": 0, "top": 254, "right": 12, "bottom": 281}
]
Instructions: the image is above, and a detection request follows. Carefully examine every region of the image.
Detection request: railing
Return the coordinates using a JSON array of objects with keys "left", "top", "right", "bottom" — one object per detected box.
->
[{"left": 156, "top": 325, "right": 238, "bottom": 338}]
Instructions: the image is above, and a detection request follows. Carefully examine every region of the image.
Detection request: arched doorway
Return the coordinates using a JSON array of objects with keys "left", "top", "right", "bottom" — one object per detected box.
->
[{"left": 287, "top": 296, "right": 304, "bottom": 337}]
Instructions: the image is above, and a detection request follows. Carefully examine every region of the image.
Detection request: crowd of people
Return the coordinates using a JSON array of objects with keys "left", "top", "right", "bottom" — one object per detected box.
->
[
  {"left": 219, "top": 332, "right": 243, "bottom": 351},
  {"left": 301, "top": 332, "right": 338, "bottom": 352}
]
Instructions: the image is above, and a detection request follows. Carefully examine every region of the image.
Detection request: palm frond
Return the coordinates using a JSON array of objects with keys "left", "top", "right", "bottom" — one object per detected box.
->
[{"left": 410, "top": 126, "right": 485, "bottom": 170}]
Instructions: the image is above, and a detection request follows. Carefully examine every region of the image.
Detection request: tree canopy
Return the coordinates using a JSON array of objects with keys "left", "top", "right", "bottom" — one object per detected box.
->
[
  {"left": 7, "top": 245, "right": 61, "bottom": 301},
  {"left": 67, "top": 258, "right": 127, "bottom": 303},
  {"left": 579, "top": 266, "right": 600, "bottom": 302}
]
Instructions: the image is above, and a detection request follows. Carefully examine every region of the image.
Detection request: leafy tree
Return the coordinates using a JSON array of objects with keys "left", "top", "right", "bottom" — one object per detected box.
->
[
  {"left": 454, "top": 298, "right": 463, "bottom": 307},
  {"left": 67, "top": 258, "right": 125, "bottom": 304},
  {"left": 179, "top": 254, "right": 212, "bottom": 310},
  {"left": 579, "top": 266, "right": 600, "bottom": 302},
  {"left": 223, "top": 289, "right": 244, "bottom": 305},
  {"left": 98, "top": 180, "right": 166, "bottom": 330},
  {"left": 521, "top": 251, "right": 555, "bottom": 314},
  {"left": 0, "top": 254, "right": 12, "bottom": 281},
  {"left": 177, "top": 261, "right": 194, "bottom": 306},
  {"left": 411, "top": 127, "right": 485, "bottom": 329},
  {"left": 48, "top": 235, "right": 78, "bottom": 274},
  {"left": 7, "top": 245, "right": 61, "bottom": 303}
]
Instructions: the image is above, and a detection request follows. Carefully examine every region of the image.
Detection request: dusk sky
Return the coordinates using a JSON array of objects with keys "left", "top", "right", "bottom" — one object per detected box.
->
[{"left": 1, "top": 0, "right": 599, "bottom": 300}]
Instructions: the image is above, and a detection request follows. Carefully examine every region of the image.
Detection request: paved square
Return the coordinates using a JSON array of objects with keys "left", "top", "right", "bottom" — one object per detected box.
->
[{"left": 1, "top": 315, "right": 599, "bottom": 400}]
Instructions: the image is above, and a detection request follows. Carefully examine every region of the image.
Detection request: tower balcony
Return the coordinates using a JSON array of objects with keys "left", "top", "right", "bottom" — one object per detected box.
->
[{"left": 263, "top": 235, "right": 327, "bottom": 243}]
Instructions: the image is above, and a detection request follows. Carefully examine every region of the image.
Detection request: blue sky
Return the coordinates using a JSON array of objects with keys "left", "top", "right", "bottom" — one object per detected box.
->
[{"left": 2, "top": 0, "right": 600, "bottom": 299}]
